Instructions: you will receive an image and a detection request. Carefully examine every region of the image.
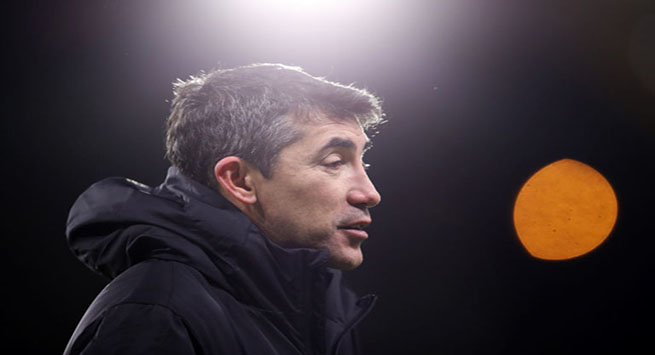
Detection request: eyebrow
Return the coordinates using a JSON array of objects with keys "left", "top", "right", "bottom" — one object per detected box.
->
[{"left": 318, "top": 137, "right": 372, "bottom": 154}]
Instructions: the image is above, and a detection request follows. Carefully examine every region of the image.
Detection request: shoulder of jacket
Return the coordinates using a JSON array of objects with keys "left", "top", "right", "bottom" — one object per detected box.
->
[
  {"left": 108, "top": 259, "right": 221, "bottom": 309},
  {"left": 65, "top": 262, "right": 242, "bottom": 354},
  {"left": 64, "top": 302, "right": 198, "bottom": 355}
]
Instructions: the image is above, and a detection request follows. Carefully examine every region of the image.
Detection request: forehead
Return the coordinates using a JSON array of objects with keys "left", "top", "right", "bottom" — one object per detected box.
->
[{"left": 293, "top": 118, "right": 370, "bottom": 152}]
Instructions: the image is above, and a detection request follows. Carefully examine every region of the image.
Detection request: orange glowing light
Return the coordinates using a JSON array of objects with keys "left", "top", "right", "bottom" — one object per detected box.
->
[{"left": 513, "top": 159, "right": 618, "bottom": 260}]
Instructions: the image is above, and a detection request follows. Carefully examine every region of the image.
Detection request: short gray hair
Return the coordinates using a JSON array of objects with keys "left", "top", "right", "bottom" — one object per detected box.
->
[{"left": 165, "top": 63, "right": 384, "bottom": 189}]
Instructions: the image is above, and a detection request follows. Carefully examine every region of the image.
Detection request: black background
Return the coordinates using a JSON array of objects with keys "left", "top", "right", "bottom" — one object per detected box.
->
[{"left": 3, "top": 0, "right": 655, "bottom": 353}]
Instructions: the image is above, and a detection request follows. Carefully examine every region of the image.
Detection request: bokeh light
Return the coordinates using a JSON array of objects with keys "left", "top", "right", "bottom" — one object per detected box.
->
[{"left": 513, "top": 159, "right": 618, "bottom": 260}]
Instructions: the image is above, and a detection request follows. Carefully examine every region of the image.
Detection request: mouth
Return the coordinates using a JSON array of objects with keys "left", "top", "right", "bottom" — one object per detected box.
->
[{"left": 337, "top": 220, "right": 371, "bottom": 239}]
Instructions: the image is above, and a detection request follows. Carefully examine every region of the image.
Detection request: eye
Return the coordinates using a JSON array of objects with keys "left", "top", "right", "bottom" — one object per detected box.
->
[
  {"left": 323, "top": 159, "right": 345, "bottom": 169},
  {"left": 322, "top": 154, "right": 345, "bottom": 170}
]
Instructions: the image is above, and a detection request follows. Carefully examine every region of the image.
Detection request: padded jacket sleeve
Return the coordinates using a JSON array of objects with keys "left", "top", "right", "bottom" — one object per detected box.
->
[{"left": 72, "top": 303, "right": 197, "bottom": 355}]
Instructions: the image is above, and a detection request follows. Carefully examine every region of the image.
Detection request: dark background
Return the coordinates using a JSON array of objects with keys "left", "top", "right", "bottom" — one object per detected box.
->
[{"left": 3, "top": 0, "right": 654, "bottom": 353}]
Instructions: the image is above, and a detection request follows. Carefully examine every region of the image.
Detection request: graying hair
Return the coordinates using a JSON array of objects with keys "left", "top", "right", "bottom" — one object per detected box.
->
[{"left": 165, "top": 63, "right": 384, "bottom": 190}]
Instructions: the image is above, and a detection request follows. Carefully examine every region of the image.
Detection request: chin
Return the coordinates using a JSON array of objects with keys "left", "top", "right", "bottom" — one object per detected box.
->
[{"left": 327, "top": 250, "right": 363, "bottom": 270}]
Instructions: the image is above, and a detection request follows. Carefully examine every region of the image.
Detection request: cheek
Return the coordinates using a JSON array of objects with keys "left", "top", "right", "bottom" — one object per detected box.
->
[
  {"left": 259, "top": 165, "right": 347, "bottom": 217},
  {"left": 279, "top": 179, "right": 343, "bottom": 222},
  {"left": 292, "top": 184, "right": 338, "bottom": 216}
]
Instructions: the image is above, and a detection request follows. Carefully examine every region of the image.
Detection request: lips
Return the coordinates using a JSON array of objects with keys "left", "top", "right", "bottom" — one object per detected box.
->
[{"left": 337, "top": 219, "right": 371, "bottom": 239}]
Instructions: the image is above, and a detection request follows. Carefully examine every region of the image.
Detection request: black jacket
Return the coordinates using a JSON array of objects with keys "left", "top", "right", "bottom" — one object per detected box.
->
[{"left": 64, "top": 167, "right": 376, "bottom": 355}]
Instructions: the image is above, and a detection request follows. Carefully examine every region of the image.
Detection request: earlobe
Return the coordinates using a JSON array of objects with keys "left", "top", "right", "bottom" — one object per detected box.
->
[{"left": 214, "top": 157, "right": 258, "bottom": 205}]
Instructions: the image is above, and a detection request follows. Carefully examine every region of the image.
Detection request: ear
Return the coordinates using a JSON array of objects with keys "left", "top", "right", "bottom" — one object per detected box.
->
[{"left": 214, "top": 156, "right": 257, "bottom": 205}]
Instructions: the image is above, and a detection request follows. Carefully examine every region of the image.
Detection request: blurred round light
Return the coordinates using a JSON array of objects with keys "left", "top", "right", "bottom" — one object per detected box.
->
[{"left": 513, "top": 159, "right": 618, "bottom": 260}]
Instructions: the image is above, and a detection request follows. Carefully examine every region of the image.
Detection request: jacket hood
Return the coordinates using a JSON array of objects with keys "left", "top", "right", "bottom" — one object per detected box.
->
[{"left": 66, "top": 167, "right": 343, "bottom": 315}]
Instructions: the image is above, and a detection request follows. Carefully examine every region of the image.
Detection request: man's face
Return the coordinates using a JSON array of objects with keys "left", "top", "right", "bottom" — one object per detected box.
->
[{"left": 252, "top": 117, "right": 381, "bottom": 270}]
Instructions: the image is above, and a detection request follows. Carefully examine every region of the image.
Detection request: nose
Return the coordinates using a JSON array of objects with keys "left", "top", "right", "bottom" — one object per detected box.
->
[{"left": 347, "top": 169, "right": 382, "bottom": 209}]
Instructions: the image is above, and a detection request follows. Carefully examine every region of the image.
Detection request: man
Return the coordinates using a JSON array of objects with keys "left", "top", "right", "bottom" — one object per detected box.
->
[{"left": 64, "top": 63, "right": 384, "bottom": 354}]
